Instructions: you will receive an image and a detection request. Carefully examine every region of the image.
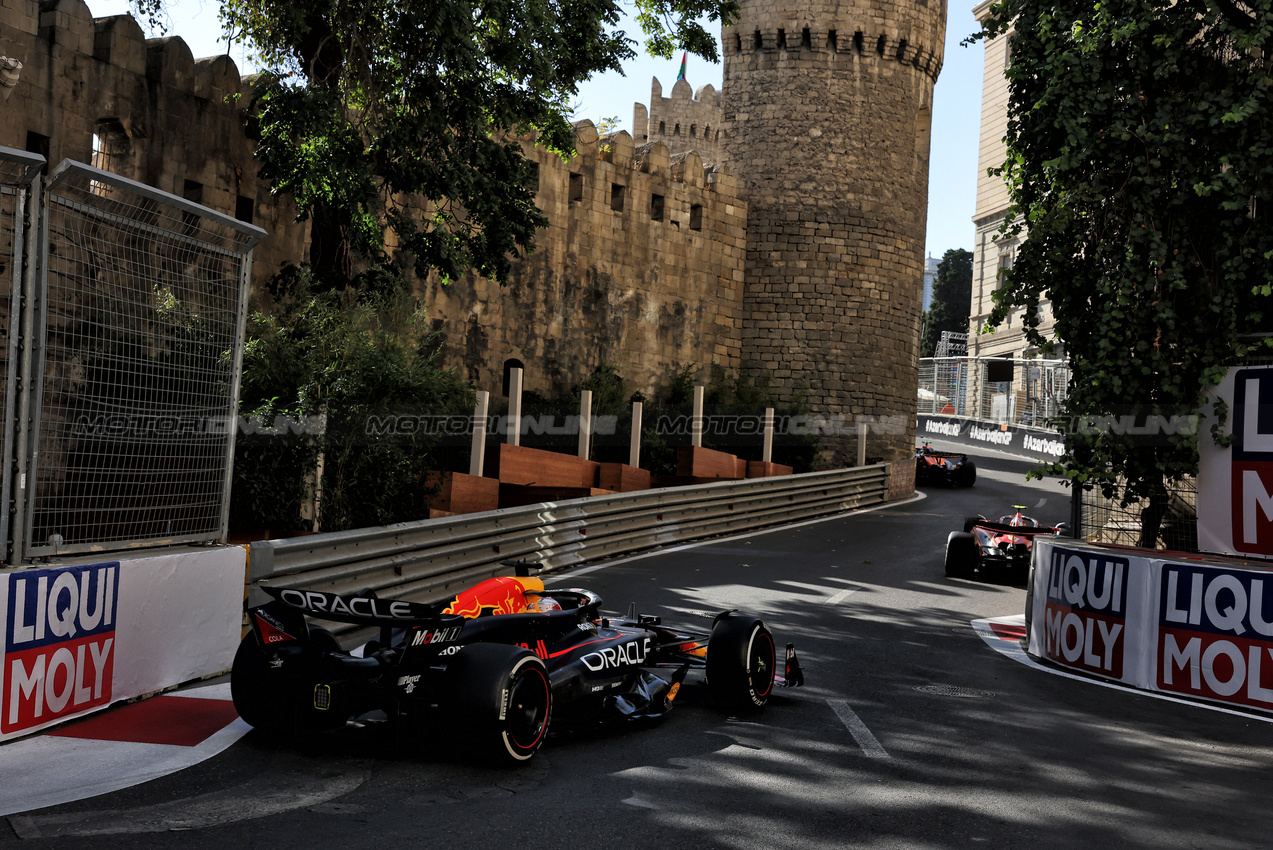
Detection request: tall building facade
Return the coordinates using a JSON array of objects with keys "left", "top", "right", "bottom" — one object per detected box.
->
[{"left": 969, "top": 0, "right": 1057, "bottom": 360}]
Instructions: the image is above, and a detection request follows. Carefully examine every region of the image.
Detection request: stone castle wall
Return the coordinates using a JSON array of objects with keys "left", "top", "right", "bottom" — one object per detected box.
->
[
  {"left": 0, "top": 0, "right": 307, "bottom": 286},
  {"left": 632, "top": 76, "right": 724, "bottom": 166},
  {"left": 720, "top": 0, "right": 945, "bottom": 491},
  {"left": 3, "top": 0, "right": 941, "bottom": 491},
  {"left": 0, "top": 0, "right": 746, "bottom": 399},
  {"left": 430, "top": 125, "right": 748, "bottom": 397}
]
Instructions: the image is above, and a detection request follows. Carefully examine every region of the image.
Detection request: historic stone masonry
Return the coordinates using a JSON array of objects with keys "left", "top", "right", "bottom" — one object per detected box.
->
[
  {"left": 0, "top": 0, "right": 748, "bottom": 401},
  {"left": 1, "top": 0, "right": 943, "bottom": 492},
  {"left": 722, "top": 0, "right": 946, "bottom": 495}
]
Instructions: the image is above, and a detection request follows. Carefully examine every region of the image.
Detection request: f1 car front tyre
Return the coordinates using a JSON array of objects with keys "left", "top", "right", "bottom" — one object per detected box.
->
[
  {"left": 945, "top": 532, "right": 979, "bottom": 578},
  {"left": 707, "top": 614, "right": 776, "bottom": 713},
  {"left": 443, "top": 644, "right": 551, "bottom": 764}
]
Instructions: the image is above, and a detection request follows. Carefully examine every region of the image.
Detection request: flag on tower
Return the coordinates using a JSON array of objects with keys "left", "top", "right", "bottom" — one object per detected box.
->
[{"left": 676, "top": 52, "right": 687, "bottom": 81}]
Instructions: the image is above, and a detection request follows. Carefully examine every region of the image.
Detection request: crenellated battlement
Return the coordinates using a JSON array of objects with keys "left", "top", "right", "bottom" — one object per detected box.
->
[
  {"left": 722, "top": 22, "right": 943, "bottom": 79},
  {"left": 632, "top": 76, "right": 725, "bottom": 166}
]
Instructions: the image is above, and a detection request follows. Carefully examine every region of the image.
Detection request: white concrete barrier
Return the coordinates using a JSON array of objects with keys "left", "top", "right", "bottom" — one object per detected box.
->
[
  {"left": 1028, "top": 538, "right": 1273, "bottom": 710},
  {"left": 0, "top": 546, "right": 245, "bottom": 742}
]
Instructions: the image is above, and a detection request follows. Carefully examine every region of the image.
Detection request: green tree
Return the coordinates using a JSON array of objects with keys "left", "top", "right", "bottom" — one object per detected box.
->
[
  {"left": 920, "top": 248, "right": 973, "bottom": 357},
  {"left": 232, "top": 280, "right": 475, "bottom": 533},
  {"left": 974, "top": 0, "right": 1273, "bottom": 541},
  {"left": 129, "top": 0, "right": 737, "bottom": 292}
]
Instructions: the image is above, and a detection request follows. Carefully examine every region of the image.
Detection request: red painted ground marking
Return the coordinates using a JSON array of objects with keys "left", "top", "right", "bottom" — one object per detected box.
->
[
  {"left": 46, "top": 696, "right": 240, "bottom": 747},
  {"left": 989, "top": 622, "right": 1027, "bottom": 641}
]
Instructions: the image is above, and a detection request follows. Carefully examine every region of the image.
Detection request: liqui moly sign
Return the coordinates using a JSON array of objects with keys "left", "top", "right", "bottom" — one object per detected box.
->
[
  {"left": 2, "top": 563, "right": 119, "bottom": 734},
  {"left": 1157, "top": 563, "right": 1273, "bottom": 708},
  {"left": 1041, "top": 547, "right": 1130, "bottom": 678},
  {"left": 1199, "top": 367, "right": 1273, "bottom": 558}
]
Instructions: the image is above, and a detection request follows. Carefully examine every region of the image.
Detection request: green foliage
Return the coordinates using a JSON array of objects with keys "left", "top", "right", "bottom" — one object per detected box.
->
[
  {"left": 231, "top": 272, "right": 474, "bottom": 533},
  {"left": 129, "top": 0, "right": 737, "bottom": 293},
  {"left": 973, "top": 0, "right": 1273, "bottom": 503},
  {"left": 920, "top": 249, "right": 973, "bottom": 357}
]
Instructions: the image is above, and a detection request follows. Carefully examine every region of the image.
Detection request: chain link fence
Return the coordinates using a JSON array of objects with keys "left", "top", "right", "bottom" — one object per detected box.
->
[
  {"left": 1076, "top": 479, "right": 1199, "bottom": 553},
  {"left": 0, "top": 149, "right": 44, "bottom": 553},
  {"left": 0, "top": 147, "right": 264, "bottom": 561},
  {"left": 918, "top": 356, "right": 1070, "bottom": 425}
]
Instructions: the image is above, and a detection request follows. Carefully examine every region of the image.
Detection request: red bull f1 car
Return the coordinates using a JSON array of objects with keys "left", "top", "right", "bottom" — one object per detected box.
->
[
  {"left": 944, "top": 507, "right": 1069, "bottom": 580},
  {"left": 915, "top": 444, "right": 977, "bottom": 487},
  {"left": 231, "top": 562, "right": 803, "bottom": 764}
]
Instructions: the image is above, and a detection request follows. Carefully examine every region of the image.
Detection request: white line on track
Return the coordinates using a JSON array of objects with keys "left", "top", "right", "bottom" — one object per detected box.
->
[
  {"left": 825, "top": 587, "right": 859, "bottom": 605},
  {"left": 827, "top": 699, "right": 890, "bottom": 759}
]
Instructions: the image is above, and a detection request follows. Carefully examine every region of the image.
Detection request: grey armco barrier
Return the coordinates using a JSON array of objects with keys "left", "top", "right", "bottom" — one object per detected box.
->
[{"left": 247, "top": 464, "right": 890, "bottom": 634}]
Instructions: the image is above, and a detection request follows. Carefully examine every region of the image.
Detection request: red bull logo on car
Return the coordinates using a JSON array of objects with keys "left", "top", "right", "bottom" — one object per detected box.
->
[{"left": 3, "top": 563, "right": 119, "bottom": 734}]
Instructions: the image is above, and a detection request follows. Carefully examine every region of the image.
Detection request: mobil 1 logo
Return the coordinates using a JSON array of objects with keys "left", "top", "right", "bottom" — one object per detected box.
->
[
  {"left": 1230, "top": 368, "right": 1273, "bottom": 556},
  {"left": 1158, "top": 563, "right": 1273, "bottom": 708},
  {"left": 1042, "top": 547, "right": 1129, "bottom": 677}
]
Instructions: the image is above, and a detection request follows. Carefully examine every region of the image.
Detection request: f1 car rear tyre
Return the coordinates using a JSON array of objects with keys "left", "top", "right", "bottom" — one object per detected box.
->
[
  {"left": 956, "top": 461, "right": 977, "bottom": 487},
  {"left": 231, "top": 626, "right": 346, "bottom": 735},
  {"left": 945, "top": 532, "right": 979, "bottom": 578},
  {"left": 231, "top": 633, "right": 291, "bottom": 735},
  {"left": 707, "top": 614, "right": 776, "bottom": 713},
  {"left": 443, "top": 644, "right": 551, "bottom": 764}
]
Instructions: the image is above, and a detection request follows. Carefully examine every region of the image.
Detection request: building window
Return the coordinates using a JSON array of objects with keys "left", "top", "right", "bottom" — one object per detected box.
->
[
  {"left": 802, "top": 28, "right": 811, "bottom": 49},
  {"left": 610, "top": 183, "right": 625, "bottom": 212},
  {"left": 997, "top": 252, "right": 1013, "bottom": 288},
  {"left": 25, "top": 132, "right": 49, "bottom": 163},
  {"left": 502, "top": 359, "right": 525, "bottom": 397},
  {"left": 689, "top": 204, "right": 703, "bottom": 231},
  {"left": 690, "top": 124, "right": 697, "bottom": 138},
  {"left": 650, "top": 194, "right": 664, "bottom": 222},
  {"left": 828, "top": 30, "right": 838, "bottom": 51},
  {"left": 674, "top": 123, "right": 680, "bottom": 136},
  {"left": 235, "top": 195, "right": 255, "bottom": 224},
  {"left": 777, "top": 29, "right": 787, "bottom": 49},
  {"left": 90, "top": 119, "right": 130, "bottom": 194},
  {"left": 569, "top": 172, "right": 584, "bottom": 204}
]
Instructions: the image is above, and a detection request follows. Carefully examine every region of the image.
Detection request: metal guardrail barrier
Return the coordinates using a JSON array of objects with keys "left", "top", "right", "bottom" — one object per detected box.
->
[{"left": 248, "top": 464, "right": 891, "bottom": 630}]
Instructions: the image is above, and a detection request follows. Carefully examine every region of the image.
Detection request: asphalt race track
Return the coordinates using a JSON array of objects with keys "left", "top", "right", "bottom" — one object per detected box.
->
[{"left": 5, "top": 445, "right": 1273, "bottom": 849}]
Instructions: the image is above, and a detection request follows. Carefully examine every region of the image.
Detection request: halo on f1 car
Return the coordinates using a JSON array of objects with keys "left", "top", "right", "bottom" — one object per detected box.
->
[
  {"left": 944, "top": 506, "right": 1070, "bottom": 581},
  {"left": 232, "top": 561, "right": 804, "bottom": 763}
]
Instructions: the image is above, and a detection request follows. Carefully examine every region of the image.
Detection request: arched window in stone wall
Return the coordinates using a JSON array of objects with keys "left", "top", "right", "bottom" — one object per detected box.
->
[
  {"left": 704, "top": 125, "right": 710, "bottom": 140},
  {"left": 502, "top": 358, "right": 526, "bottom": 397},
  {"left": 659, "top": 121, "right": 666, "bottom": 135},
  {"left": 90, "top": 119, "right": 130, "bottom": 194},
  {"left": 915, "top": 104, "right": 932, "bottom": 165},
  {"left": 674, "top": 124, "right": 680, "bottom": 136},
  {"left": 690, "top": 124, "right": 697, "bottom": 137}
]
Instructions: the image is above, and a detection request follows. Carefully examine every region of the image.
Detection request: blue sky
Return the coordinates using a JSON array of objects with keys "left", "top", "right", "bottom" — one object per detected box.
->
[{"left": 86, "top": 0, "right": 984, "bottom": 259}]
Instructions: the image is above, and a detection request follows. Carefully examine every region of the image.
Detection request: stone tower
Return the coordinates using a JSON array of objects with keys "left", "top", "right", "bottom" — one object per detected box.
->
[{"left": 721, "top": 0, "right": 945, "bottom": 496}]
